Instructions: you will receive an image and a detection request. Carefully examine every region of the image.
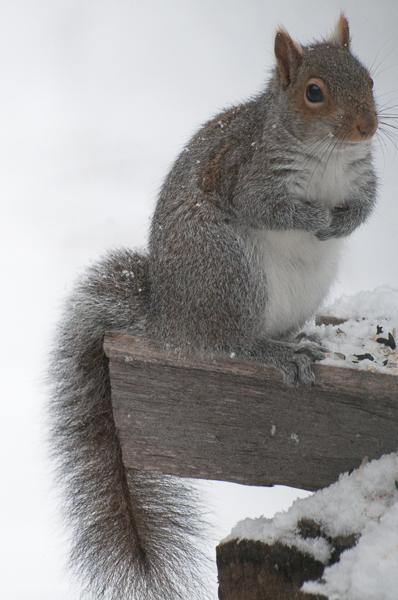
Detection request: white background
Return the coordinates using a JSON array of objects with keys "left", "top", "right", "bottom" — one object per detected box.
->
[{"left": 1, "top": 1, "right": 397, "bottom": 598}]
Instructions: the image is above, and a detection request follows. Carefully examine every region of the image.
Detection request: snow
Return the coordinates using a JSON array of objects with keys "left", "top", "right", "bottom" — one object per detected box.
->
[
  {"left": 320, "top": 287, "right": 398, "bottom": 322},
  {"left": 1, "top": 2, "right": 398, "bottom": 599},
  {"left": 223, "top": 454, "right": 398, "bottom": 600},
  {"left": 304, "top": 287, "right": 398, "bottom": 375},
  {"left": 303, "top": 502, "right": 398, "bottom": 599}
]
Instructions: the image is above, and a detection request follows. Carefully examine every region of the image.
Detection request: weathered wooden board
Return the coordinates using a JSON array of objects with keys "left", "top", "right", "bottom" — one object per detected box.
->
[
  {"left": 216, "top": 539, "right": 326, "bottom": 600},
  {"left": 104, "top": 332, "right": 398, "bottom": 491}
]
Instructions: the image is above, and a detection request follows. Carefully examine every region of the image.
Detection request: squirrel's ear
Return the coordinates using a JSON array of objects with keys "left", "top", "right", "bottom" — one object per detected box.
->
[
  {"left": 331, "top": 13, "right": 350, "bottom": 50},
  {"left": 274, "top": 29, "right": 304, "bottom": 86}
]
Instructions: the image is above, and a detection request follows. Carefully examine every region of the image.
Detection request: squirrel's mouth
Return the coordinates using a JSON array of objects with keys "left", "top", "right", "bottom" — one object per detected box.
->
[{"left": 338, "top": 138, "right": 374, "bottom": 146}]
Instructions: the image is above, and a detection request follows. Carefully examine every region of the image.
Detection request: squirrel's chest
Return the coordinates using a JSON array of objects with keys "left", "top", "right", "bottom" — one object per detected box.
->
[
  {"left": 249, "top": 230, "right": 342, "bottom": 338},
  {"left": 287, "top": 147, "right": 366, "bottom": 205}
]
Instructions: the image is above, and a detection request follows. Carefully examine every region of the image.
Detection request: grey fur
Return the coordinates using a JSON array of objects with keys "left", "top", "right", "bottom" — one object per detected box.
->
[
  {"left": 148, "top": 41, "right": 377, "bottom": 380},
  {"left": 49, "top": 23, "right": 377, "bottom": 600},
  {"left": 49, "top": 250, "right": 210, "bottom": 600}
]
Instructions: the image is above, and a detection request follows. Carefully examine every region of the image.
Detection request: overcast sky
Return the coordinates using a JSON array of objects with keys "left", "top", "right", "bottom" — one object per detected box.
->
[{"left": 1, "top": 1, "right": 397, "bottom": 598}]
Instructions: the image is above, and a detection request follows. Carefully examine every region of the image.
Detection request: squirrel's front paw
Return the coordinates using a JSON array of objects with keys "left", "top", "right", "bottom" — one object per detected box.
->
[
  {"left": 296, "top": 201, "right": 332, "bottom": 233},
  {"left": 315, "top": 205, "right": 351, "bottom": 240}
]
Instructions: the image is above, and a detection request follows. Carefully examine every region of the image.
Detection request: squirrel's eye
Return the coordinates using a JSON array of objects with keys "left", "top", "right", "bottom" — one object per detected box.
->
[
  {"left": 306, "top": 83, "right": 324, "bottom": 103},
  {"left": 370, "top": 77, "right": 374, "bottom": 89}
]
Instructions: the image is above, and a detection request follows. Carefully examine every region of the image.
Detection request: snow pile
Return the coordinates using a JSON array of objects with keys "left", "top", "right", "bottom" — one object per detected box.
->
[
  {"left": 222, "top": 454, "right": 398, "bottom": 600},
  {"left": 303, "top": 501, "right": 398, "bottom": 599},
  {"left": 306, "top": 286, "right": 398, "bottom": 374}
]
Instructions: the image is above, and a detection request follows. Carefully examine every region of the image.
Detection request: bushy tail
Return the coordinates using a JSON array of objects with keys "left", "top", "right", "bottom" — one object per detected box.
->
[{"left": 48, "top": 249, "right": 210, "bottom": 600}]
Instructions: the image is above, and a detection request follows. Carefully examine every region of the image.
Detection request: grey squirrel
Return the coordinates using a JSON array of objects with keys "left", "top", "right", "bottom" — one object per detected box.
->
[{"left": 49, "top": 15, "right": 377, "bottom": 600}]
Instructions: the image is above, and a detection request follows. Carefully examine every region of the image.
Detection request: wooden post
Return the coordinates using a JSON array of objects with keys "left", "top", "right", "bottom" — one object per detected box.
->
[
  {"left": 216, "top": 518, "right": 359, "bottom": 599},
  {"left": 104, "top": 332, "right": 398, "bottom": 492},
  {"left": 216, "top": 539, "right": 326, "bottom": 600}
]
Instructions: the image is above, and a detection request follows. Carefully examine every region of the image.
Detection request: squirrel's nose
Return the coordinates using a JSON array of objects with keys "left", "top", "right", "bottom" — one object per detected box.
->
[{"left": 356, "top": 114, "right": 378, "bottom": 140}]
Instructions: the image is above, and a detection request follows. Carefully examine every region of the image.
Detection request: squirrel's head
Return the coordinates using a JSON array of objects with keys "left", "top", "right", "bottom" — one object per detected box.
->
[{"left": 273, "top": 14, "right": 377, "bottom": 144}]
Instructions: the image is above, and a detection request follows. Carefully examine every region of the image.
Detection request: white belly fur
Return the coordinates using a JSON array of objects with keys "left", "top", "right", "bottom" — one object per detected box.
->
[{"left": 250, "top": 229, "right": 343, "bottom": 338}]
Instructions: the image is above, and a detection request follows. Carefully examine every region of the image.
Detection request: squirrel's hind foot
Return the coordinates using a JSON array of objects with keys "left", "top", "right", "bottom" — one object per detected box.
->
[{"left": 252, "top": 338, "right": 326, "bottom": 386}]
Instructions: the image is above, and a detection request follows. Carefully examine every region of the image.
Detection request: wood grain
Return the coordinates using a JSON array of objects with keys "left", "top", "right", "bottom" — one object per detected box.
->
[
  {"left": 216, "top": 539, "right": 326, "bottom": 600},
  {"left": 104, "top": 332, "right": 398, "bottom": 491}
]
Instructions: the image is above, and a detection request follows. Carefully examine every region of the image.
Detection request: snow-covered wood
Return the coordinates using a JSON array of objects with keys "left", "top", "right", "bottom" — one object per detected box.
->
[
  {"left": 104, "top": 332, "right": 398, "bottom": 492},
  {"left": 219, "top": 454, "right": 398, "bottom": 600}
]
